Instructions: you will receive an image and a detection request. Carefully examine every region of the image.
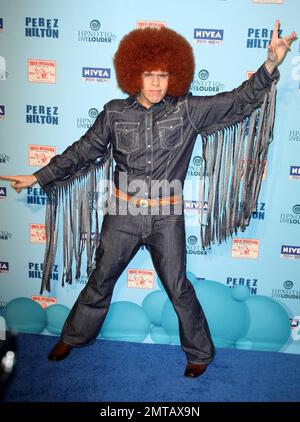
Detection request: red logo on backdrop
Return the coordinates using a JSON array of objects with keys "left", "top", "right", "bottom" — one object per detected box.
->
[
  {"left": 30, "top": 224, "right": 46, "bottom": 243},
  {"left": 231, "top": 238, "right": 260, "bottom": 259},
  {"left": 32, "top": 296, "right": 57, "bottom": 309},
  {"left": 27, "top": 59, "right": 56, "bottom": 83},
  {"left": 127, "top": 269, "right": 154, "bottom": 289},
  {"left": 28, "top": 145, "right": 56, "bottom": 166},
  {"left": 136, "top": 21, "right": 167, "bottom": 29}
]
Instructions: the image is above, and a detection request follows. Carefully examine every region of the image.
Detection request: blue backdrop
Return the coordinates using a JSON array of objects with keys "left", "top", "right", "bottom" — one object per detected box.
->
[{"left": 0, "top": 0, "right": 299, "bottom": 354}]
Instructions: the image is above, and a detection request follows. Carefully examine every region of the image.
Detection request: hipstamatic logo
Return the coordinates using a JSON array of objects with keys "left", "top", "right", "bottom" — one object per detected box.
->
[
  {"left": 77, "top": 108, "right": 99, "bottom": 129},
  {"left": 0, "top": 153, "right": 10, "bottom": 163},
  {"left": 0, "top": 230, "right": 12, "bottom": 240},
  {"left": 78, "top": 20, "right": 116, "bottom": 43},
  {"left": 191, "top": 69, "right": 225, "bottom": 94},
  {"left": 280, "top": 204, "right": 300, "bottom": 225},
  {"left": 186, "top": 235, "right": 207, "bottom": 255},
  {"left": 272, "top": 281, "right": 300, "bottom": 301}
]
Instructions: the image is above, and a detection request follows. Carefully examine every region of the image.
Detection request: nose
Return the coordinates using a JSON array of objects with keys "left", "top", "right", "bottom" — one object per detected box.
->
[{"left": 151, "top": 75, "right": 160, "bottom": 86}]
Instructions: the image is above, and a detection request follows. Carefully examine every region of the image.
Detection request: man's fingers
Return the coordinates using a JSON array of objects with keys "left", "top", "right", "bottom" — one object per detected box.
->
[
  {"left": 282, "top": 38, "right": 291, "bottom": 50},
  {"left": 286, "top": 31, "right": 297, "bottom": 43},
  {"left": 0, "top": 176, "right": 20, "bottom": 182},
  {"left": 271, "top": 19, "right": 280, "bottom": 44}
]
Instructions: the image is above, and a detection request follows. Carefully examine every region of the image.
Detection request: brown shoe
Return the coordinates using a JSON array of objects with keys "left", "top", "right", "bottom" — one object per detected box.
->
[
  {"left": 48, "top": 340, "right": 73, "bottom": 361},
  {"left": 184, "top": 362, "right": 208, "bottom": 378}
]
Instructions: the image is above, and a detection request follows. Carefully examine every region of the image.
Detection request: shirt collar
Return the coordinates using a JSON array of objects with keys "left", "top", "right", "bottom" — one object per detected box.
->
[{"left": 124, "top": 95, "right": 175, "bottom": 111}]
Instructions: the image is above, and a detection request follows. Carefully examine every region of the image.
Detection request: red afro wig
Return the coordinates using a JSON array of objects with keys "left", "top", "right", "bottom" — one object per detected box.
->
[{"left": 114, "top": 27, "right": 195, "bottom": 97}]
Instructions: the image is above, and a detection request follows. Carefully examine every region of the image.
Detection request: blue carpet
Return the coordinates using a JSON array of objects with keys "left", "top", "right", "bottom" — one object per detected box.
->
[{"left": 3, "top": 333, "right": 300, "bottom": 402}]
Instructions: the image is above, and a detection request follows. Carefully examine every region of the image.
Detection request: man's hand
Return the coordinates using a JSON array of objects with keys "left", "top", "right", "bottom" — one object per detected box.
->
[
  {"left": 0, "top": 175, "right": 38, "bottom": 193},
  {"left": 265, "top": 20, "right": 297, "bottom": 74}
]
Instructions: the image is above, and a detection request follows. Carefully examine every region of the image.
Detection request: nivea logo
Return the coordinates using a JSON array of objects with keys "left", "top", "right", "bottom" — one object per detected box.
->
[
  {"left": 194, "top": 29, "right": 224, "bottom": 41},
  {"left": 82, "top": 67, "right": 111, "bottom": 78}
]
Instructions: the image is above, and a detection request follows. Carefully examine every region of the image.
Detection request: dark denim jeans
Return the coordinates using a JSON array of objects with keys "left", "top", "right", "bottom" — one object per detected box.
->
[{"left": 61, "top": 211, "right": 215, "bottom": 364}]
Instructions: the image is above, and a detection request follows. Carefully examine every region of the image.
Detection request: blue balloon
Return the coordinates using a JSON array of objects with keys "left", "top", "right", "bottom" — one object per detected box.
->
[
  {"left": 235, "top": 337, "right": 253, "bottom": 350},
  {"left": 4, "top": 297, "right": 46, "bottom": 333},
  {"left": 100, "top": 301, "right": 151, "bottom": 342},
  {"left": 46, "top": 304, "right": 70, "bottom": 335},
  {"left": 231, "top": 285, "right": 250, "bottom": 302},
  {"left": 156, "top": 276, "right": 165, "bottom": 290},
  {"left": 244, "top": 296, "right": 290, "bottom": 351},
  {"left": 157, "top": 272, "right": 198, "bottom": 290},
  {"left": 194, "top": 280, "right": 250, "bottom": 348},
  {"left": 142, "top": 290, "right": 168, "bottom": 325},
  {"left": 150, "top": 326, "right": 171, "bottom": 344},
  {"left": 186, "top": 271, "right": 198, "bottom": 286}
]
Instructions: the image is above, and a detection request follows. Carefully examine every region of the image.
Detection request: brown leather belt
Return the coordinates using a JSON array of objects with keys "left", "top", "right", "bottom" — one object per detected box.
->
[{"left": 114, "top": 188, "right": 182, "bottom": 208}]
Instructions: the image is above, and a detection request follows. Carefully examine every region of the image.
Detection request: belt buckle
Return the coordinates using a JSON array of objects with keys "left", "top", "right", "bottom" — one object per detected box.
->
[{"left": 139, "top": 199, "right": 149, "bottom": 208}]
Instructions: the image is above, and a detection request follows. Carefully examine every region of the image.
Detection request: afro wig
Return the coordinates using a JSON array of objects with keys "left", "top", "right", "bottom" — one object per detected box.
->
[{"left": 114, "top": 27, "right": 195, "bottom": 97}]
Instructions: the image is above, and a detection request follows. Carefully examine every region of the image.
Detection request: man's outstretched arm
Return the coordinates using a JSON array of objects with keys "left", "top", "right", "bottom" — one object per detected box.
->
[
  {"left": 0, "top": 105, "right": 112, "bottom": 193},
  {"left": 0, "top": 175, "right": 37, "bottom": 193},
  {"left": 188, "top": 20, "right": 297, "bottom": 135}
]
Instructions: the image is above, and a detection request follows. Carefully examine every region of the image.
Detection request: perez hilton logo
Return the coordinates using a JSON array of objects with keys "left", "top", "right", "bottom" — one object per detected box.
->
[
  {"left": 231, "top": 238, "right": 260, "bottom": 259},
  {"left": 246, "top": 27, "right": 282, "bottom": 49},
  {"left": 194, "top": 28, "right": 224, "bottom": 44},
  {"left": 27, "top": 59, "right": 56, "bottom": 83},
  {"left": 28, "top": 145, "right": 56, "bottom": 166},
  {"left": 82, "top": 67, "right": 111, "bottom": 82},
  {"left": 25, "top": 17, "right": 59, "bottom": 38}
]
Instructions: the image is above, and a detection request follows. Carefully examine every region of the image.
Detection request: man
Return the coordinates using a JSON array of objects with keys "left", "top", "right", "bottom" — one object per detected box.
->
[{"left": 1, "top": 21, "right": 296, "bottom": 378}]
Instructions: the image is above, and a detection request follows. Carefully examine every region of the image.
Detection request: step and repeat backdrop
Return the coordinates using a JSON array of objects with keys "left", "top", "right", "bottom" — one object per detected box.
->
[{"left": 0, "top": 0, "right": 299, "bottom": 354}]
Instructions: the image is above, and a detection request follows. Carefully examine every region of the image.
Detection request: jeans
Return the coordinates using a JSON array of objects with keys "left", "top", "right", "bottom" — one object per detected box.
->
[{"left": 61, "top": 210, "right": 215, "bottom": 364}]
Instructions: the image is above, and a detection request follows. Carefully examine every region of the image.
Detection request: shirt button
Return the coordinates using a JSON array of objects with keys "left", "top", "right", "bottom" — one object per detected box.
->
[
  {"left": 147, "top": 127, "right": 150, "bottom": 130},
  {"left": 148, "top": 160, "right": 151, "bottom": 164}
]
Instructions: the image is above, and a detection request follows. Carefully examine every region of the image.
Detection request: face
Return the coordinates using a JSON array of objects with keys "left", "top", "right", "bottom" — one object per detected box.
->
[{"left": 138, "top": 70, "right": 169, "bottom": 109}]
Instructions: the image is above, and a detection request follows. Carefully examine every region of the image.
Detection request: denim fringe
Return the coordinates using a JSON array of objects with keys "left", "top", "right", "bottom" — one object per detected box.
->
[
  {"left": 40, "top": 148, "right": 113, "bottom": 293},
  {"left": 199, "top": 81, "right": 276, "bottom": 248}
]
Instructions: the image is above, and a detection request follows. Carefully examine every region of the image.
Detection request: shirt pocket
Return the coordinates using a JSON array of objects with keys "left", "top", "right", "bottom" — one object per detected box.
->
[
  {"left": 157, "top": 117, "right": 184, "bottom": 150},
  {"left": 115, "top": 121, "right": 140, "bottom": 153}
]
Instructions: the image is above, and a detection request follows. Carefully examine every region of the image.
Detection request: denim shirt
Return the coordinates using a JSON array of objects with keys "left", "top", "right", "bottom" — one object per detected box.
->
[{"left": 34, "top": 64, "right": 279, "bottom": 199}]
